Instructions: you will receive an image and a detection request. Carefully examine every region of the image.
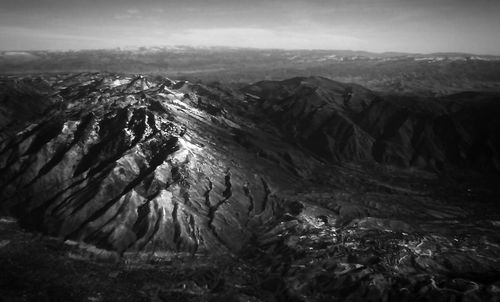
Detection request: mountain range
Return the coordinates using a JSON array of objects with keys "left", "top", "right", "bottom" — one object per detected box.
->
[{"left": 1, "top": 72, "right": 500, "bottom": 301}]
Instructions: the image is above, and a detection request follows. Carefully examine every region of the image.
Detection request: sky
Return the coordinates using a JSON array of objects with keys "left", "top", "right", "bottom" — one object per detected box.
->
[{"left": 1, "top": 0, "right": 500, "bottom": 54}]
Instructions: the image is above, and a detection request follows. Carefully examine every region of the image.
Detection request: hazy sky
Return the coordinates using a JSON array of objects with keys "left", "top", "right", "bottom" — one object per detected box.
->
[{"left": 1, "top": 0, "right": 500, "bottom": 54}]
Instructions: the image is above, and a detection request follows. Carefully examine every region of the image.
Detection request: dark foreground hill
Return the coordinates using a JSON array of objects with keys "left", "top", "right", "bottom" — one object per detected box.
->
[{"left": 1, "top": 73, "right": 500, "bottom": 301}]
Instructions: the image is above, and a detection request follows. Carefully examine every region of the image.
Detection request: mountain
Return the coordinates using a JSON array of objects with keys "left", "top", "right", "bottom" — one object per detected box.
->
[
  {"left": 244, "top": 76, "right": 500, "bottom": 171},
  {"left": 0, "top": 74, "right": 314, "bottom": 255},
  {"left": 1, "top": 73, "right": 500, "bottom": 301}
]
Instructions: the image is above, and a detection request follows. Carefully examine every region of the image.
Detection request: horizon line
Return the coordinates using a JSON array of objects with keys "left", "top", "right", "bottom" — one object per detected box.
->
[{"left": 2, "top": 45, "right": 500, "bottom": 57}]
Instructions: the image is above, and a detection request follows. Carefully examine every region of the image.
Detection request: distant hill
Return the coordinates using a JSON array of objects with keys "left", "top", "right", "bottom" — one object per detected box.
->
[{"left": 2, "top": 47, "right": 500, "bottom": 95}]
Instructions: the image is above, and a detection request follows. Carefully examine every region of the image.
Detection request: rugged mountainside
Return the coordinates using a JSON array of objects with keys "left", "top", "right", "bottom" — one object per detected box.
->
[
  {"left": 0, "top": 74, "right": 316, "bottom": 255},
  {"left": 245, "top": 76, "right": 500, "bottom": 171},
  {"left": 1, "top": 73, "right": 500, "bottom": 301}
]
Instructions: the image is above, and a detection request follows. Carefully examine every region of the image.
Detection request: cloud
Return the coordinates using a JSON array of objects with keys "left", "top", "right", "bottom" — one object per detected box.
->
[
  {"left": 0, "top": 26, "right": 105, "bottom": 41},
  {"left": 113, "top": 14, "right": 132, "bottom": 20},
  {"left": 114, "top": 8, "right": 142, "bottom": 20},
  {"left": 152, "top": 8, "right": 165, "bottom": 13},
  {"left": 0, "top": 25, "right": 122, "bottom": 50},
  {"left": 126, "top": 9, "right": 140, "bottom": 14},
  {"left": 167, "top": 27, "right": 362, "bottom": 50}
]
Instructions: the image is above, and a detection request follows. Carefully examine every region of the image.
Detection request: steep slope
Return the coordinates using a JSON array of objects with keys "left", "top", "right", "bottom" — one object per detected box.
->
[
  {"left": 0, "top": 76, "right": 60, "bottom": 140},
  {"left": 243, "top": 77, "right": 378, "bottom": 163},
  {"left": 244, "top": 76, "right": 500, "bottom": 171},
  {"left": 358, "top": 93, "right": 500, "bottom": 171},
  {"left": 0, "top": 73, "right": 314, "bottom": 255}
]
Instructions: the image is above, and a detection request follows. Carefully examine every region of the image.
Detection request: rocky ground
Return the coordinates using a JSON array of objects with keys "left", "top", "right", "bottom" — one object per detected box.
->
[{"left": 1, "top": 73, "right": 500, "bottom": 301}]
